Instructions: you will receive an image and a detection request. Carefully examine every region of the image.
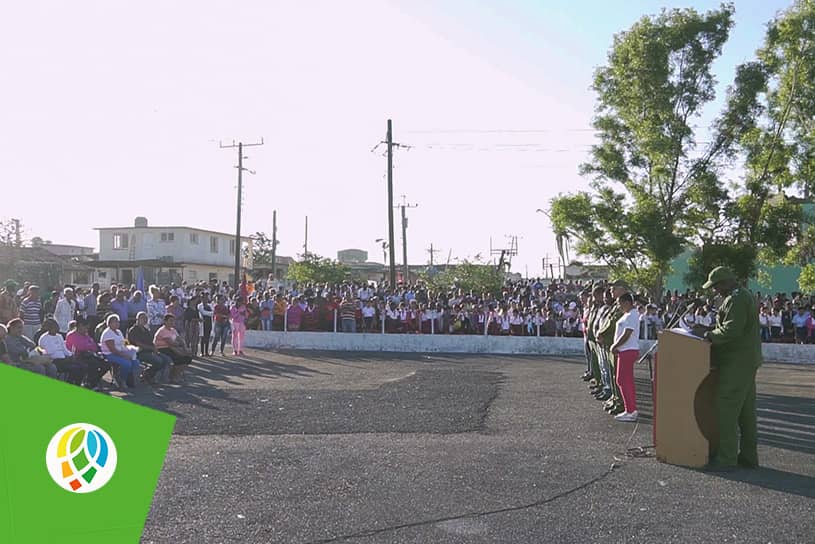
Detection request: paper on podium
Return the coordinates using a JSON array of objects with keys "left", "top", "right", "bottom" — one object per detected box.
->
[{"left": 669, "top": 327, "right": 707, "bottom": 341}]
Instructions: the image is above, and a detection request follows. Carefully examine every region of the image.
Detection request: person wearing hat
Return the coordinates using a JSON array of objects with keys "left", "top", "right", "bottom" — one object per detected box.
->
[
  {"left": 692, "top": 266, "right": 762, "bottom": 471},
  {"left": 0, "top": 279, "right": 18, "bottom": 325},
  {"left": 596, "top": 279, "right": 631, "bottom": 415}
]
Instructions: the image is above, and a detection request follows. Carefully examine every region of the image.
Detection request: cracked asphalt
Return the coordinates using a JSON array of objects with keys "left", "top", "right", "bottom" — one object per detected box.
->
[{"left": 131, "top": 351, "right": 815, "bottom": 544}]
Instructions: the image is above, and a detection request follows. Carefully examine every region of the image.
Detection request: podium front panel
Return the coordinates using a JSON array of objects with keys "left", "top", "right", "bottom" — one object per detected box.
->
[{"left": 655, "top": 330, "right": 716, "bottom": 467}]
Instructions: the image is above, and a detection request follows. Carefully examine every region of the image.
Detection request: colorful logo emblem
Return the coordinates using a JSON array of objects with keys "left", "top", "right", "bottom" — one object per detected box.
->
[{"left": 45, "top": 423, "right": 118, "bottom": 493}]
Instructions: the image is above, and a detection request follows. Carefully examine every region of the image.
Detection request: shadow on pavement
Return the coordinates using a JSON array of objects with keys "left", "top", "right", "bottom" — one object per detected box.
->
[
  {"left": 711, "top": 467, "right": 815, "bottom": 500},
  {"left": 756, "top": 392, "right": 815, "bottom": 456},
  {"left": 125, "top": 353, "right": 331, "bottom": 417}
]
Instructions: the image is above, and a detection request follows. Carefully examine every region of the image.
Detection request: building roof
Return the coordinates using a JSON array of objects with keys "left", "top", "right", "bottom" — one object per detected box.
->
[
  {"left": 0, "top": 246, "right": 93, "bottom": 270},
  {"left": 92, "top": 259, "right": 189, "bottom": 268},
  {"left": 94, "top": 225, "right": 251, "bottom": 241}
]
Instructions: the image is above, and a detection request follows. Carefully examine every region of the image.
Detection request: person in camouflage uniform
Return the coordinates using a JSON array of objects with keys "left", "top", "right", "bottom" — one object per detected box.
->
[{"left": 694, "top": 266, "right": 762, "bottom": 471}]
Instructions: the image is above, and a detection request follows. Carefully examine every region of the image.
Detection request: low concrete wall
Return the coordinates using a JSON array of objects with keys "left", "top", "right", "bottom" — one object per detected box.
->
[{"left": 245, "top": 331, "right": 814, "bottom": 365}]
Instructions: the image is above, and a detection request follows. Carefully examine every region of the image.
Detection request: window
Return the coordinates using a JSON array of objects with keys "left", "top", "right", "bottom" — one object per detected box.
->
[
  {"left": 229, "top": 239, "right": 236, "bottom": 256},
  {"left": 190, "top": 233, "right": 199, "bottom": 244},
  {"left": 209, "top": 273, "right": 218, "bottom": 282},
  {"left": 187, "top": 270, "right": 198, "bottom": 280},
  {"left": 210, "top": 236, "right": 219, "bottom": 253},
  {"left": 160, "top": 232, "right": 175, "bottom": 242},
  {"left": 120, "top": 269, "right": 133, "bottom": 284},
  {"left": 112, "top": 233, "right": 128, "bottom": 249}
]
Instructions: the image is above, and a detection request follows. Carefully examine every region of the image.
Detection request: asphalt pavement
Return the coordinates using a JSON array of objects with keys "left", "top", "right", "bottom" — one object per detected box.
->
[{"left": 131, "top": 351, "right": 815, "bottom": 544}]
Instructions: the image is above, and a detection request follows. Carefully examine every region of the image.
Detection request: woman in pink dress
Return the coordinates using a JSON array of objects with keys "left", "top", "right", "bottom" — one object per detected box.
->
[{"left": 230, "top": 299, "right": 249, "bottom": 356}]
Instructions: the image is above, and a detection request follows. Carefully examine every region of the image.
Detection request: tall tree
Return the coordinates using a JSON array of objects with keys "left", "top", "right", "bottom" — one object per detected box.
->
[
  {"left": 247, "top": 231, "right": 278, "bottom": 266},
  {"left": 287, "top": 253, "right": 349, "bottom": 285},
  {"left": 685, "top": 0, "right": 815, "bottom": 288},
  {"left": 550, "top": 4, "right": 736, "bottom": 299}
]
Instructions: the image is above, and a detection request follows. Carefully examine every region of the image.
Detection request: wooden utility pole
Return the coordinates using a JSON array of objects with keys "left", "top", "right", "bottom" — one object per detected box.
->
[
  {"left": 397, "top": 195, "right": 418, "bottom": 284},
  {"left": 304, "top": 216, "right": 309, "bottom": 256},
  {"left": 386, "top": 120, "right": 396, "bottom": 287},
  {"left": 220, "top": 139, "right": 264, "bottom": 290},
  {"left": 271, "top": 210, "right": 277, "bottom": 280},
  {"left": 426, "top": 243, "right": 439, "bottom": 266}
]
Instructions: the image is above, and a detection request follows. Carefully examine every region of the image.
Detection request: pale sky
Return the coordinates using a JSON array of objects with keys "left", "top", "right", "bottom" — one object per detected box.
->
[{"left": 0, "top": 0, "right": 791, "bottom": 276}]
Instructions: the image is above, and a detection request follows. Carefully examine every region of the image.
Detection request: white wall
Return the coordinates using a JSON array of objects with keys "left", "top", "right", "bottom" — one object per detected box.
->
[{"left": 244, "top": 331, "right": 815, "bottom": 365}]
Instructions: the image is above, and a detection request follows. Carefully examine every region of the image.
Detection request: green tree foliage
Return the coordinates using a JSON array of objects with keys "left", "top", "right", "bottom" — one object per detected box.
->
[
  {"left": 248, "top": 231, "right": 277, "bottom": 266},
  {"left": 421, "top": 259, "right": 504, "bottom": 297},
  {"left": 798, "top": 263, "right": 815, "bottom": 294},
  {"left": 550, "top": 4, "right": 735, "bottom": 299},
  {"left": 286, "top": 253, "right": 349, "bottom": 285},
  {"left": 685, "top": 0, "right": 814, "bottom": 286}
]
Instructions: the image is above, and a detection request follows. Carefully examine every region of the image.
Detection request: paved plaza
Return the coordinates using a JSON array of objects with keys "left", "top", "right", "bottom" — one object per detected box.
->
[{"left": 134, "top": 351, "right": 815, "bottom": 544}]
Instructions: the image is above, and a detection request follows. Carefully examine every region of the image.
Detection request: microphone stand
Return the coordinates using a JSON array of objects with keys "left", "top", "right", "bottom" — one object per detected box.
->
[
  {"left": 636, "top": 301, "right": 697, "bottom": 366},
  {"left": 637, "top": 299, "right": 700, "bottom": 454}
]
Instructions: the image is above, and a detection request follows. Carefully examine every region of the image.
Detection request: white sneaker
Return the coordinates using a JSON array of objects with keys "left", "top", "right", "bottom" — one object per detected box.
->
[{"left": 614, "top": 411, "right": 638, "bottom": 422}]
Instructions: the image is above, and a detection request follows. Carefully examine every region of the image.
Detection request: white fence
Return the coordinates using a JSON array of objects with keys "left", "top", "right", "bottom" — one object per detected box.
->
[{"left": 244, "top": 331, "right": 815, "bottom": 365}]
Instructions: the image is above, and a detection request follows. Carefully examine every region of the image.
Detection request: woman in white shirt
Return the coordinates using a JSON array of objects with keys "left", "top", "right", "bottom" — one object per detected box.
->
[
  {"left": 38, "top": 318, "right": 87, "bottom": 384},
  {"left": 610, "top": 293, "right": 640, "bottom": 422},
  {"left": 769, "top": 309, "right": 783, "bottom": 341},
  {"left": 100, "top": 315, "right": 140, "bottom": 390}
]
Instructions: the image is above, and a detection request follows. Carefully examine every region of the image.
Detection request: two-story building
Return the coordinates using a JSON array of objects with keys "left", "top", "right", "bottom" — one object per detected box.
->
[{"left": 93, "top": 217, "right": 253, "bottom": 288}]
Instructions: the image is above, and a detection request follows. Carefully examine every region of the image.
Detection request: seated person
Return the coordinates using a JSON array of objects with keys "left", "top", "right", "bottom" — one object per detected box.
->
[
  {"left": 4, "top": 318, "right": 58, "bottom": 377},
  {"left": 99, "top": 315, "right": 140, "bottom": 390},
  {"left": 127, "top": 311, "right": 172, "bottom": 384},
  {"left": 0, "top": 324, "right": 9, "bottom": 364},
  {"left": 37, "top": 318, "right": 87, "bottom": 385},
  {"left": 65, "top": 318, "right": 111, "bottom": 390},
  {"left": 154, "top": 314, "right": 192, "bottom": 383}
]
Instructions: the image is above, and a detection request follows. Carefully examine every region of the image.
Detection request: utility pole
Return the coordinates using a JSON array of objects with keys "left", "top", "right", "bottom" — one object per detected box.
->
[
  {"left": 426, "top": 243, "right": 439, "bottom": 266},
  {"left": 220, "top": 139, "right": 264, "bottom": 290},
  {"left": 303, "top": 216, "right": 308, "bottom": 256},
  {"left": 271, "top": 210, "right": 277, "bottom": 281},
  {"left": 386, "top": 120, "right": 396, "bottom": 287},
  {"left": 396, "top": 195, "right": 418, "bottom": 284},
  {"left": 373, "top": 119, "right": 411, "bottom": 288}
]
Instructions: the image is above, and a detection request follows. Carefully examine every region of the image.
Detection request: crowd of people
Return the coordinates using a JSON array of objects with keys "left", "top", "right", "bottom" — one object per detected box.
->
[{"left": 0, "top": 270, "right": 810, "bottom": 397}]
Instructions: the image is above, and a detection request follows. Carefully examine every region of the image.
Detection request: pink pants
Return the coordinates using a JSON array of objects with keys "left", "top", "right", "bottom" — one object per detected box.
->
[
  {"left": 616, "top": 349, "right": 638, "bottom": 413},
  {"left": 231, "top": 322, "right": 246, "bottom": 354}
]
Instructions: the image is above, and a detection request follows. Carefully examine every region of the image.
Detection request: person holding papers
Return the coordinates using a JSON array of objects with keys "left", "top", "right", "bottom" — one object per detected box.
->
[{"left": 692, "top": 266, "right": 762, "bottom": 471}]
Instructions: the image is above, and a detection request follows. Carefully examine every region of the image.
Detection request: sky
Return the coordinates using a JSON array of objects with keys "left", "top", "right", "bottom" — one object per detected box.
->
[{"left": 0, "top": 0, "right": 793, "bottom": 277}]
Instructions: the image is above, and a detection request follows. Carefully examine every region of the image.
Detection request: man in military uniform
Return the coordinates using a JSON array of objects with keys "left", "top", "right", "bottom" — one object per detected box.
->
[
  {"left": 584, "top": 285, "right": 605, "bottom": 393},
  {"left": 597, "top": 279, "right": 630, "bottom": 415},
  {"left": 693, "top": 266, "right": 762, "bottom": 471}
]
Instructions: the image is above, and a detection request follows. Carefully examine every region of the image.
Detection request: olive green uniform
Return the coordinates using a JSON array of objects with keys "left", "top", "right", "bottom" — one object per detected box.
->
[
  {"left": 707, "top": 287, "right": 762, "bottom": 467},
  {"left": 585, "top": 303, "right": 602, "bottom": 383},
  {"left": 597, "top": 302, "right": 624, "bottom": 409}
]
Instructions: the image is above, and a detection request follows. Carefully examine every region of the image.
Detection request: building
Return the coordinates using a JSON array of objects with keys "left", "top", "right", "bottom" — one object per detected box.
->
[
  {"left": 337, "top": 249, "right": 368, "bottom": 264},
  {"left": 31, "top": 238, "right": 96, "bottom": 259},
  {"left": 0, "top": 246, "right": 95, "bottom": 289},
  {"left": 93, "top": 217, "right": 253, "bottom": 288}
]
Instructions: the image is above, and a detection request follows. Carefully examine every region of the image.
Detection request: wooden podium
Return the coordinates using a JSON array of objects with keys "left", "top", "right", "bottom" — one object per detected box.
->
[{"left": 654, "top": 329, "right": 718, "bottom": 467}]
